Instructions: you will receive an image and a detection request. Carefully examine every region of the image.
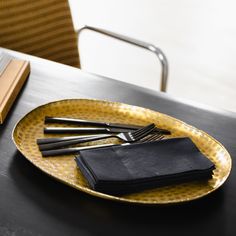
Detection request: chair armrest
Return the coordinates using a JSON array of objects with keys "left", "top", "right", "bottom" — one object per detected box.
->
[{"left": 76, "top": 25, "right": 168, "bottom": 92}]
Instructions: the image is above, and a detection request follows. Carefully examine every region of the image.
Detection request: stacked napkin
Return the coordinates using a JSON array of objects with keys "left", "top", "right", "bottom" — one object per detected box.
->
[{"left": 75, "top": 138, "right": 215, "bottom": 195}]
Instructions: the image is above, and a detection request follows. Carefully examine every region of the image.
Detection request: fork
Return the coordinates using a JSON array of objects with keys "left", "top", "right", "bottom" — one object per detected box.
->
[
  {"left": 37, "top": 127, "right": 170, "bottom": 145},
  {"left": 41, "top": 132, "right": 164, "bottom": 157},
  {"left": 38, "top": 123, "right": 155, "bottom": 151}
]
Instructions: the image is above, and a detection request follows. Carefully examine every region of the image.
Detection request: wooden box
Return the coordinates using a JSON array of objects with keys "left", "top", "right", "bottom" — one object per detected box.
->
[{"left": 0, "top": 57, "right": 30, "bottom": 123}]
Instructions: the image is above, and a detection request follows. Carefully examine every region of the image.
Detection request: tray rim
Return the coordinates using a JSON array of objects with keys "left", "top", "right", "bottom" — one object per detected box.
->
[{"left": 12, "top": 98, "right": 232, "bottom": 205}]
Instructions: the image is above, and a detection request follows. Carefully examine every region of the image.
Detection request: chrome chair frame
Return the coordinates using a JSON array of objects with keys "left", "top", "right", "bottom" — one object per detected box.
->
[{"left": 77, "top": 25, "right": 168, "bottom": 92}]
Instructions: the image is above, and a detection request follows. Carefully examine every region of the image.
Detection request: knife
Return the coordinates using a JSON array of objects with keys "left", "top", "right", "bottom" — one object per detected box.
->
[
  {"left": 44, "top": 116, "right": 171, "bottom": 134},
  {"left": 44, "top": 127, "right": 136, "bottom": 134}
]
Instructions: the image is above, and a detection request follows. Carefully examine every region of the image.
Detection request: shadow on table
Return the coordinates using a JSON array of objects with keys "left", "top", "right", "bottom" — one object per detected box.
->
[{"left": 9, "top": 150, "right": 226, "bottom": 236}]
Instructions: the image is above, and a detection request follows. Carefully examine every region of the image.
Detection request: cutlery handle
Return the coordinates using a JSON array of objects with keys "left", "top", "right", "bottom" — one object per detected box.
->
[
  {"left": 45, "top": 116, "right": 107, "bottom": 126},
  {"left": 45, "top": 116, "right": 141, "bottom": 129},
  {"left": 38, "top": 134, "right": 113, "bottom": 151},
  {"left": 37, "top": 135, "right": 83, "bottom": 144},
  {"left": 44, "top": 127, "right": 108, "bottom": 134},
  {"left": 41, "top": 143, "right": 116, "bottom": 157}
]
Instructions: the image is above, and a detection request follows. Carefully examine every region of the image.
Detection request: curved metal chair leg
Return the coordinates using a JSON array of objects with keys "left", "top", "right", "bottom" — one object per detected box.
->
[{"left": 77, "top": 25, "right": 168, "bottom": 92}]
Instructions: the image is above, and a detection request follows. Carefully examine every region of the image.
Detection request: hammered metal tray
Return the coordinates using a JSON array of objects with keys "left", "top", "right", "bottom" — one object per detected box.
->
[{"left": 12, "top": 99, "right": 231, "bottom": 204}]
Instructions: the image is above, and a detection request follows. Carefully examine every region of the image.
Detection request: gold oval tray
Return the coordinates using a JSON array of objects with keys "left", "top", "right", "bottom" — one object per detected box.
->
[{"left": 12, "top": 99, "right": 231, "bottom": 204}]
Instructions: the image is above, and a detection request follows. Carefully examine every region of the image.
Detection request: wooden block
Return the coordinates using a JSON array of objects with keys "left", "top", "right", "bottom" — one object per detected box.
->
[{"left": 0, "top": 59, "right": 30, "bottom": 123}]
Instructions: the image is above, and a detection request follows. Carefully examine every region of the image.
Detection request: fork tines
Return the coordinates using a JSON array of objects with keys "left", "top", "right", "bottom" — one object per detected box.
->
[{"left": 129, "top": 123, "right": 155, "bottom": 140}]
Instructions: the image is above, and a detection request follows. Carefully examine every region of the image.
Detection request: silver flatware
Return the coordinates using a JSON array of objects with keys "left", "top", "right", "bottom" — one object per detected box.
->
[
  {"left": 43, "top": 127, "right": 136, "bottom": 134},
  {"left": 40, "top": 123, "right": 155, "bottom": 151},
  {"left": 37, "top": 135, "right": 97, "bottom": 145},
  {"left": 40, "top": 123, "right": 155, "bottom": 155},
  {"left": 44, "top": 116, "right": 171, "bottom": 134},
  {"left": 45, "top": 116, "right": 144, "bottom": 129},
  {"left": 41, "top": 132, "right": 164, "bottom": 157}
]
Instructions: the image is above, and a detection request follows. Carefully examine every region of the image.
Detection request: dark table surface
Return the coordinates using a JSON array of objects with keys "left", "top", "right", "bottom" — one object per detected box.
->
[{"left": 0, "top": 49, "right": 236, "bottom": 236}]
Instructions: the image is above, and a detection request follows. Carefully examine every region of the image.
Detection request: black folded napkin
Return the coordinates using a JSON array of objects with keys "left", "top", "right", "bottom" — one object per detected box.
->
[{"left": 75, "top": 138, "right": 215, "bottom": 195}]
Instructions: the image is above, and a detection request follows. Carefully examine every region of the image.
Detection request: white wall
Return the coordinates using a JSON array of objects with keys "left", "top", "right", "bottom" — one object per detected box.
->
[{"left": 69, "top": 0, "right": 236, "bottom": 112}]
